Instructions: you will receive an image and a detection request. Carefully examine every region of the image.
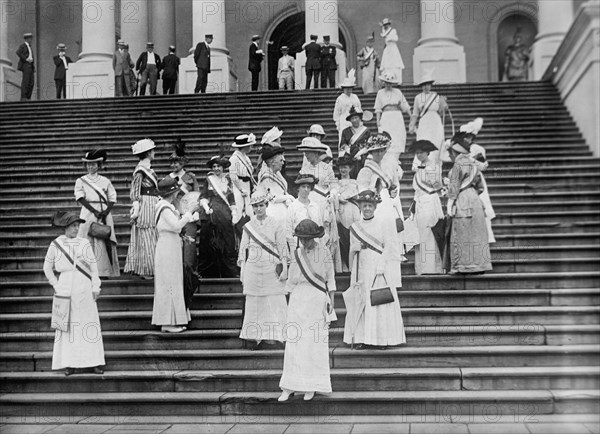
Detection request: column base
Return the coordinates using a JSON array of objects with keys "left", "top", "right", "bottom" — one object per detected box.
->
[
  {"left": 66, "top": 60, "right": 115, "bottom": 99},
  {"left": 294, "top": 50, "right": 347, "bottom": 89},
  {"left": 531, "top": 36, "right": 566, "bottom": 81},
  {"left": 179, "top": 53, "right": 238, "bottom": 94},
  {"left": 0, "top": 63, "right": 21, "bottom": 102},
  {"left": 413, "top": 43, "right": 466, "bottom": 84}
]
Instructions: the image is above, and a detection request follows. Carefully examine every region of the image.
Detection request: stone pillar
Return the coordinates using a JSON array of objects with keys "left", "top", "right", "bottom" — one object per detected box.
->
[
  {"left": 121, "top": 0, "right": 149, "bottom": 60},
  {"left": 150, "top": 0, "right": 175, "bottom": 54},
  {"left": 67, "top": 0, "right": 116, "bottom": 98},
  {"left": 531, "top": 0, "right": 574, "bottom": 80},
  {"left": 296, "top": 0, "right": 346, "bottom": 89},
  {"left": 179, "top": 0, "right": 237, "bottom": 94},
  {"left": 0, "top": 0, "right": 20, "bottom": 101},
  {"left": 413, "top": 0, "right": 466, "bottom": 84}
]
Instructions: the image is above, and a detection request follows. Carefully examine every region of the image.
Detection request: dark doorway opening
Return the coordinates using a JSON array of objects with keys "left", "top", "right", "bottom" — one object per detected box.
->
[{"left": 497, "top": 14, "right": 536, "bottom": 81}]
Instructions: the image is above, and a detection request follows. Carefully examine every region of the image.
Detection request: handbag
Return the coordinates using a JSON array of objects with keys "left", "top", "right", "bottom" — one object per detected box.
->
[
  {"left": 369, "top": 274, "right": 395, "bottom": 306},
  {"left": 51, "top": 295, "right": 71, "bottom": 332},
  {"left": 89, "top": 221, "right": 111, "bottom": 239},
  {"left": 395, "top": 217, "right": 404, "bottom": 233}
]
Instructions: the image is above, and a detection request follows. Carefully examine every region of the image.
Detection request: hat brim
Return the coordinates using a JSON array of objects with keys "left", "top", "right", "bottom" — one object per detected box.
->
[
  {"left": 379, "top": 76, "right": 399, "bottom": 84},
  {"left": 297, "top": 146, "right": 327, "bottom": 153},
  {"left": 262, "top": 147, "right": 285, "bottom": 160},
  {"left": 366, "top": 145, "right": 389, "bottom": 153},
  {"left": 346, "top": 112, "right": 363, "bottom": 122},
  {"left": 306, "top": 130, "right": 326, "bottom": 138},
  {"left": 232, "top": 140, "right": 256, "bottom": 148},
  {"left": 295, "top": 228, "right": 325, "bottom": 239},
  {"left": 294, "top": 179, "right": 316, "bottom": 186},
  {"left": 206, "top": 159, "right": 231, "bottom": 169},
  {"left": 81, "top": 157, "right": 105, "bottom": 163},
  {"left": 418, "top": 80, "right": 435, "bottom": 86}
]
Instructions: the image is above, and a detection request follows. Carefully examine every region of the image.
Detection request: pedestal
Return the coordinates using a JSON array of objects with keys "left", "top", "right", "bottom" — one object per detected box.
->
[
  {"left": 179, "top": 53, "right": 237, "bottom": 94},
  {"left": 66, "top": 61, "right": 114, "bottom": 99},
  {"left": 0, "top": 64, "right": 21, "bottom": 102},
  {"left": 413, "top": 43, "right": 466, "bottom": 84}
]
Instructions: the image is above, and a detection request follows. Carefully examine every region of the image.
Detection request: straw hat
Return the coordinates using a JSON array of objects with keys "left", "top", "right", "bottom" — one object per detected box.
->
[
  {"left": 132, "top": 138, "right": 156, "bottom": 155},
  {"left": 261, "top": 127, "right": 283, "bottom": 145},
  {"left": 297, "top": 137, "right": 328, "bottom": 153},
  {"left": 232, "top": 133, "right": 257, "bottom": 148}
]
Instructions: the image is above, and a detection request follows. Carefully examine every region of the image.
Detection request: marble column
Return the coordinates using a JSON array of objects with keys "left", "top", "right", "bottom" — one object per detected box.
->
[
  {"left": 296, "top": 0, "right": 346, "bottom": 89},
  {"left": 0, "top": 0, "right": 20, "bottom": 101},
  {"left": 413, "top": 0, "right": 466, "bottom": 84},
  {"left": 121, "top": 0, "right": 149, "bottom": 60},
  {"left": 531, "top": 0, "right": 574, "bottom": 80},
  {"left": 180, "top": 0, "right": 237, "bottom": 93},
  {"left": 67, "top": 0, "right": 116, "bottom": 98},
  {"left": 150, "top": 0, "right": 175, "bottom": 54}
]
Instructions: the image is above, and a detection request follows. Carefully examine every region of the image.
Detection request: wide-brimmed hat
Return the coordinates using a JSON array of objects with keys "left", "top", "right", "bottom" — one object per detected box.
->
[
  {"left": 294, "top": 219, "right": 325, "bottom": 239},
  {"left": 418, "top": 68, "right": 435, "bottom": 87},
  {"left": 261, "top": 126, "right": 283, "bottom": 145},
  {"left": 365, "top": 133, "right": 391, "bottom": 153},
  {"left": 56, "top": 43, "right": 66, "bottom": 51},
  {"left": 407, "top": 140, "right": 437, "bottom": 154},
  {"left": 232, "top": 133, "right": 256, "bottom": 148},
  {"left": 379, "top": 71, "right": 400, "bottom": 84},
  {"left": 206, "top": 156, "right": 231, "bottom": 169},
  {"left": 131, "top": 138, "right": 155, "bottom": 155},
  {"left": 340, "top": 68, "right": 357, "bottom": 88},
  {"left": 346, "top": 106, "right": 363, "bottom": 121},
  {"left": 460, "top": 117, "right": 484, "bottom": 137},
  {"left": 51, "top": 211, "right": 84, "bottom": 228},
  {"left": 379, "top": 18, "right": 392, "bottom": 26},
  {"left": 250, "top": 189, "right": 270, "bottom": 206},
  {"left": 351, "top": 190, "right": 381, "bottom": 204},
  {"left": 306, "top": 124, "right": 327, "bottom": 138},
  {"left": 169, "top": 138, "right": 188, "bottom": 162},
  {"left": 448, "top": 132, "right": 470, "bottom": 154},
  {"left": 82, "top": 149, "right": 107, "bottom": 163},
  {"left": 336, "top": 154, "right": 355, "bottom": 167},
  {"left": 262, "top": 145, "right": 285, "bottom": 161},
  {"left": 297, "top": 137, "right": 328, "bottom": 153},
  {"left": 294, "top": 173, "right": 317, "bottom": 186}
]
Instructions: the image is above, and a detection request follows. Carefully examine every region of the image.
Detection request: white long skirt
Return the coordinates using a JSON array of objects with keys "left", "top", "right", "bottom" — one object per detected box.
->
[
  {"left": 379, "top": 110, "right": 407, "bottom": 153},
  {"left": 240, "top": 295, "right": 287, "bottom": 342},
  {"left": 414, "top": 194, "right": 444, "bottom": 275},
  {"left": 279, "top": 283, "right": 332, "bottom": 393}
]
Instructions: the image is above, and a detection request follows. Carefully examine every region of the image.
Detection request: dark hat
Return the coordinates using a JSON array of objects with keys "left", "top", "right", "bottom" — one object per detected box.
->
[
  {"left": 23, "top": 32, "right": 33, "bottom": 39},
  {"left": 294, "top": 173, "right": 317, "bottom": 186},
  {"left": 82, "top": 149, "right": 107, "bottom": 163},
  {"left": 323, "top": 35, "right": 330, "bottom": 41},
  {"left": 146, "top": 42, "right": 154, "bottom": 48},
  {"left": 448, "top": 132, "right": 471, "bottom": 154},
  {"left": 251, "top": 35, "right": 261, "bottom": 41},
  {"left": 205, "top": 34, "right": 213, "bottom": 39},
  {"left": 262, "top": 145, "right": 285, "bottom": 161},
  {"left": 336, "top": 154, "right": 355, "bottom": 167},
  {"left": 351, "top": 190, "right": 381, "bottom": 204},
  {"left": 206, "top": 155, "right": 231, "bottom": 169},
  {"left": 169, "top": 138, "right": 188, "bottom": 162},
  {"left": 51, "top": 211, "right": 84, "bottom": 228},
  {"left": 408, "top": 140, "right": 437, "bottom": 154},
  {"left": 310, "top": 34, "right": 318, "bottom": 40},
  {"left": 157, "top": 178, "right": 180, "bottom": 196},
  {"left": 346, "top": 106, "right": 363, "bottom": 121},
  {"left": 294, "top": 219, "right": 325, "bottom": 239}
]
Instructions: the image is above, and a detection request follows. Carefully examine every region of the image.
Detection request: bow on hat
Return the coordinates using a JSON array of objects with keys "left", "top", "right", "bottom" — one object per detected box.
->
[
  {"left": 261, "top": 127, "right": 283, "bottom": 145},
  {"left": 460, "top": 117, "right": 484, "bottom": 136}
]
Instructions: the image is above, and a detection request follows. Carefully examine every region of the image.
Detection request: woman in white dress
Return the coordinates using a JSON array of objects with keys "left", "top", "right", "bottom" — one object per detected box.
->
[
  {"left": 357, "top": 33, "right": 380, "bottom": 94},
  {"left": 343, "top": 190, "right": 406, "bottom": 348},
  {"left": 258, "top": 146, "right": 294, "bottom": 227},
  {"left": 279, "top": 219, "right": 336, "bottom": 402},
  {"left": 379, "top": 18, "right": 404, "bottom": 83},
  {"left": 285, "top": 173, "right": 324, "bottom": 251},
  {"left": 409, "top": 140, "right": 445, "bottom": 275},
  {"left": 238, "top": 190, "right": 289, "bottom": 349},
  {"left": 333, "top": 70, "right": 362, "bottom": 139},
  {"left": 374, "top": 71, "right": 411, "bottom": 154},
  {"left": 75, "top": 149, "right": 119, "bottom": 277},
  {"left": 43, "top": 211, "right": 105, "bottom": 376},
  {"left": 229, "top": 133, "right": 257, "bottom": 237},
  {"left": 152, "top": 181, "right": 200, "bottom": 333}
]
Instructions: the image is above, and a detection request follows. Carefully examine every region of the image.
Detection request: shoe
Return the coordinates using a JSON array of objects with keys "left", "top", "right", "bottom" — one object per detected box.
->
[
  {"left": 161, "top": 326, "right": 185, "bottom": 333},
  {"left": 352, "top": 344, "right": 366, "bottom": 350},
  {"left": 278, "top": 390, "right": 293, "bottom": 402},
  {"left": 64, "top": 368, "right": 75, "bottom": 376},
  {"left": 93, "top": 366, "right": 104, "bottom": 375},
  {"left": 304, "top": 391, "right": 315, "bottom": 401}
]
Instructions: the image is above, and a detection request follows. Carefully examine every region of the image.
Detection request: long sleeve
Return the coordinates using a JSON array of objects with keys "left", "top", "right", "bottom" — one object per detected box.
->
[
  {"left": 43, "top": 243, "right": 59, "bottom": 287},
  {"left": 410, "top": 94, "right": 422, "bottom": 128},
  {"left": 374, "top": 91, "right": 384, "bottom": 113},
  {"left": 333, "top": 96, "right": 343, "bottom": 123},
  {"left": 160, "top": 208, "right": 191, "bottom": 233},
  {"left": 130, "top": 172, "right": 143, "bottom": 202},
  {"left": 106, "top": 179, "right": 117, "bottom": 202},
  {"left": 237, "top": 229, "right": 250, "bottom": 268},
  {"left": 285, "top": 205, "right": 296, "bottom": 249},
  {"left": 74, "top": 177, "right": 85, "bottom": 201},
  {"left": 399, "top": 91, "right": 411, "bottom": 114},
  {"left": 322, "top": 245, "right": 337, "bottom": 292},
  {"left": 84, "top": 239, "right": 101, "bottom": 293}
]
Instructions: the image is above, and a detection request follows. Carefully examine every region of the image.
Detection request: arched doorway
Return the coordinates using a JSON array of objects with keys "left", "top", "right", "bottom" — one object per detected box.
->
[
  {"left": 267, "top": 12, "right": 347, "bottom": 90},
  {"left": 497, "top": 14, "right": 537, "bottom": 81}
]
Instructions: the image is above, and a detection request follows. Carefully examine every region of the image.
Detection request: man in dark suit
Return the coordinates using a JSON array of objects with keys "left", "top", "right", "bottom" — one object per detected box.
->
[
  {"left": 303, "top": 34, "right": 321, "bottom": 89},
  {"left": 16, "top": 32, "right": 35, "bottom": 100},
  {"left": 320, "top": 35, "right": 337, "bottom": 88},
  {"left": 194, "top": 34, "right": 213, "bottom": 93},
  {"left": 136, "top": 42, "right": 162, "bottom": 96},
  {"left": 247, "top": 35, "right": 264, "bottom": 91},
  {"left": 161, "top": 45, "right": 180, "bottom": 95},
  {"left": 113, "top": 40, "right": 134, "bottom": 97},
  {"left": 52, "top": 43, "right": 73, "bottom": 99}
]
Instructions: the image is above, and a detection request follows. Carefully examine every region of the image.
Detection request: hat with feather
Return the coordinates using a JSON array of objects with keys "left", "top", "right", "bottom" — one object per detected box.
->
[{"left": 169, "top": 138, "right": 188, "bottom": 164}]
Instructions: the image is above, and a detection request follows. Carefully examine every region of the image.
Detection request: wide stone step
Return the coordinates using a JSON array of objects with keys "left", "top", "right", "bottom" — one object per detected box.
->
[
  {"left": 2, "top": 366, "right": 598, "bottom": 394},
  {"left": 3, "top": 389, "right": 597, "bottom": 417},
  {"left": 1, "top": 305, "right": 598, "bottom": 333}
]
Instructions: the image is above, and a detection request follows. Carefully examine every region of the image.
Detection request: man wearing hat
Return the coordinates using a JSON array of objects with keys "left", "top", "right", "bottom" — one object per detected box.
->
[
  {"left": 53, "top": 43, "right": 73, "bottom": 99},
  {"left": 113, "top": 40, "right": 134, "bottom": 97},
  {"left": 277, "top": 46, "right": 295, "bottom": 90},
  {"left": 303, "top": 34, "right": 321, "bottom": 89},
  {"left": 194, "top": 34, "right": 213, "bottom": 93},
  {"left": 16, "top": 33, "right": 35, "bottom": 100},
  {"left": 320, "top": 35, "right": 337, "bottom": 88},
  {"left": 161, "top": 45, "right": 180, "bottom": 95},
  {"left": 248, "top": 35, "right": 264, "bottom": 91},
  {"left": 136, "top": 42, "right": 162, "bottom": 96}
]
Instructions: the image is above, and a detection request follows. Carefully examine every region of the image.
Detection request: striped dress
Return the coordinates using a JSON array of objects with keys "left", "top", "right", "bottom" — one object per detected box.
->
[{"left": 124, "top": 161, "right": 159, "bottom": 276}]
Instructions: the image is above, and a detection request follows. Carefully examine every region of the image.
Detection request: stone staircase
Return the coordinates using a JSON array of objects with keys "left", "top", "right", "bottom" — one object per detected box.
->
[{"left": 0, "top": 82, "right": 599, "bottom": 421}]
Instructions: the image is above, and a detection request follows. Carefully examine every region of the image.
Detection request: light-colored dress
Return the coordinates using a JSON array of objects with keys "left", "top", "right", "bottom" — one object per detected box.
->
[
  {"left": 43, "top": 236, "right": 105, "bottom": 370},
  {"left": 412, "top": 158, "right": 445, "bottom": 275},
  {"left": 333, "top": 92, "right": 362, "bottom": 137},
  {"left": 74, "top": 174, "right": 120, "bottom": 277},
  {"left": 336, "top": 178, "right": 360, "bottom": 271},
  {"left": 374, "top": 88, "right": 411, "bottom": 153},
  {"left": 470, "top": 154, "right": 496, "bottom": 244},
  {"left": 238, "top": 216, "right": 288, "bottom": 342},
  {"left": 357, "top": 46, "right": 380, "bottom": 94},
  {"left": 410, "top": 92, "right": 447, "bottom": 149},
  {"left": 285, "top": 198, "right": 323, "bottom": 251},
  {"left": 343, "top": 215, "right": 406, "bottom": 346},
  {"left": 124, "top": 159, "right": 159, "bottom": 276},
  {"left": 258, "top": 165, "right": 289, "bottom": 227},
  {"left": 447, "top": 154, "right": 493, "bottom": 274},
  {"left": 280, "top": 241, "right": 336, "bottom": 393},
  {"left": 151, "top": 201, "right": 192, "bottom": 326},
  {"left": 229, "top": 150, "right": 255, "bottom": 222},
  {"left": 380, "top": 28, "right": 404, "bottom": 82}
]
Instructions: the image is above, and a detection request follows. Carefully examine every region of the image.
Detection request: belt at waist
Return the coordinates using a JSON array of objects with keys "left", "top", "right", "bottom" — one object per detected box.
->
[
  {"left": 382, "top": 106, "right": 400, "bottom": 112},
  {"left": 279, "top": 70, "right": 291, "bottom": 73},
  {"left": 140, "top": 188, "right": 158, "bottom": 196},
  {"left": 238, "top": 175, "right": 253, "bottom": 182}
]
